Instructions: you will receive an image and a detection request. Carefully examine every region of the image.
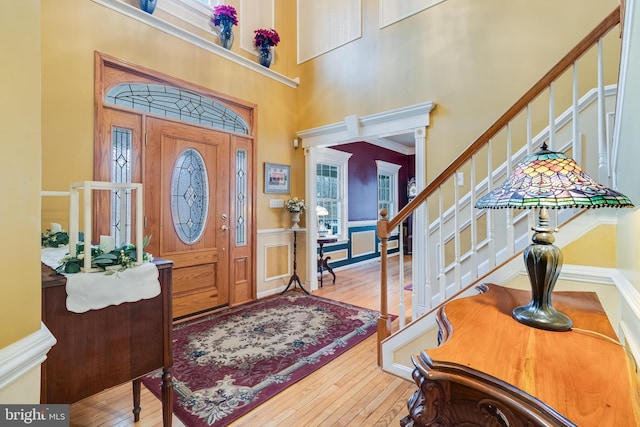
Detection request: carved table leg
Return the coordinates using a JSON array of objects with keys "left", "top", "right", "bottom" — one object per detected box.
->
[
  {"left": 132, "top": 378, "right": 141, "bottom": 422},
  {"left": 161, "top": 367, "right": 174, "bottom": 427},
  {"left": 324, "top": 257, "right": 336, "bottom": 283}
]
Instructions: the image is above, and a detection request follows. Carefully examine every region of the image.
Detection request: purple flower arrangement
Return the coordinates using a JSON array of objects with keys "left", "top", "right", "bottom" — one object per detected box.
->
[
  {"left": 254, "top": 28, "right": 280, "bottom": 49},
  {"left": 211, "top": 4, "right": 238, "bottom": 27}
]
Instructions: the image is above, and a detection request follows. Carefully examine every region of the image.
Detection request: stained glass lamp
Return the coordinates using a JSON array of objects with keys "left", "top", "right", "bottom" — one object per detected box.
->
[
  {"left": 316, "top": 205, "right": 329, "bottom": 237},
  {"left": 475, "top": 143, "right": 633, "bottom": 331}
]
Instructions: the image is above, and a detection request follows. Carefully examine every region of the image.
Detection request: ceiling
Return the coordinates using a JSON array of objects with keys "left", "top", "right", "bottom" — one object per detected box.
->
[{"left": 361, "top": 132, "right": 416, "bottom": 155}]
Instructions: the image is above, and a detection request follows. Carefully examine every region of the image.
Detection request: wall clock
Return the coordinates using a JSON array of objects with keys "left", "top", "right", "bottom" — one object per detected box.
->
[{"left": 407, "top": 178, "right": 417, "bottom": 200}]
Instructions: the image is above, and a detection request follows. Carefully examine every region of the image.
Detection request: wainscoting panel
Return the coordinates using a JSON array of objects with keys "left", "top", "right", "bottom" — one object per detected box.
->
[
  {"left": 351, "top": 229, "right": 376, "bottom": 258},
  {"left": 257, "top": 229, "right": 307, "bottom": 297},
  {"left": 265, "top": 244, "right": 290, "bottom": 280}
]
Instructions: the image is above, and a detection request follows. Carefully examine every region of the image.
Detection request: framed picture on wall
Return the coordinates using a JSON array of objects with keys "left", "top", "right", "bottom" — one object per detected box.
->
[{"left": 264, "top": 162, "right": 290, "bottom": 193}]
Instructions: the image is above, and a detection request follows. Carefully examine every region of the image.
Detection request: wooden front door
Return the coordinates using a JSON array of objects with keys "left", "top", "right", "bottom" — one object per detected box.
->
[{"left": 145, "top": 117, "right": 230, "bottom": 318}]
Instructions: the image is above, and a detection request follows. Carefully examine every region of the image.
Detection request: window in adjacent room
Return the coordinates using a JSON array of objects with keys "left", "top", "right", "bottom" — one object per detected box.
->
[
  {"left": 316, "top": 148, "right": 352, "bottom": 239},
  {"left": 376, "top": 160, "right": 401, "bottom": 220}
]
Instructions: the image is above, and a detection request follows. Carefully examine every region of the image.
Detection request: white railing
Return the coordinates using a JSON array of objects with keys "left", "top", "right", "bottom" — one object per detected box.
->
[
  {"left": 375, "top": 7, "right": 622, "bottom": 365},
  {"left": 426, "top": 85, "right": 618, "bottom": 308}
]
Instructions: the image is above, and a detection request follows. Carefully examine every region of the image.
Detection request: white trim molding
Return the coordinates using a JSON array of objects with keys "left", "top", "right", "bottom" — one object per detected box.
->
[
  {"left": 90, "top": 0, "right": 299, "bottom": 88},
  {"left": 615, "top": 268, "right": 640, "bottom": 367},
  {"left": 0, "top": 323, "right": 57, "bottom": 390},
  {"left": 297, "top": 101, "right": 435, "bottom": 152}
]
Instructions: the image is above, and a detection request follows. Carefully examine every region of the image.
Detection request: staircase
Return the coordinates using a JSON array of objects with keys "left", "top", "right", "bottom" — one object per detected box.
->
[{"left": 375, "top": 7, "right": 626, "bottom": 370}]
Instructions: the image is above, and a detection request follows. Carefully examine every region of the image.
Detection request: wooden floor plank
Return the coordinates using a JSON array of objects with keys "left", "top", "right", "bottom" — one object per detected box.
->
[{"left": 69, "top": 256, "right": 415, "bottom": 426}]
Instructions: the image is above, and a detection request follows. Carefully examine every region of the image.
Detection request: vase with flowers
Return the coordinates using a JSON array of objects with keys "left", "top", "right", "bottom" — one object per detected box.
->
[
  {"left": 211, "top": 5, "right": 238, "bottom": 49},
  {"left": 254, "top": 28, "right": 280, "bottom": 68},
  {"left": 139, "top": 0, "right": 157, "bottom": 14},
  {"left": 285, "top": 197, "right": 306, "bottom": 229}
]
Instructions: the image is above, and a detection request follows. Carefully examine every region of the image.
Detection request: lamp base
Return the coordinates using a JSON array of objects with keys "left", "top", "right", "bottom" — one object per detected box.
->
[
  {"left": 514, "top": 207, "right": 573, "bottom": 332},
  {"left": 513, "top": 304, "right": 572, "bottom": 331}
]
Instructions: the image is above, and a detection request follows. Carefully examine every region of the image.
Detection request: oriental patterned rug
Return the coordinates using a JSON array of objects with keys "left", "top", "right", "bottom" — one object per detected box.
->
[{"left": 142, "top": 292, "right": 380, "bottom": 427}]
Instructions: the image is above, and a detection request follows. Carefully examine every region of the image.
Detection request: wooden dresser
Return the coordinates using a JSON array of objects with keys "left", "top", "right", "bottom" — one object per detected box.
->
[
  {"left": 41, "top": 259, "right": 174, "bottom": 427},
  {"left": 402, "top": 284, "right": 640, "bottom": 427}
]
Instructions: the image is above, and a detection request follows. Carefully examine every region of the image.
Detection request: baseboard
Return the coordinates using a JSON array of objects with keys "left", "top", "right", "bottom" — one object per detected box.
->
[
  {"left": 614, "top": 270, "right": 640, "bottom": 367},
  {"left": 0, "top": 322, "right": 57, "bottom": 390}
]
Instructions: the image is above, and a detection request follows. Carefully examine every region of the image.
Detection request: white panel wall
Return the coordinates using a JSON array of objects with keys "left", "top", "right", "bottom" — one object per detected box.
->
[
  {"left": 297, "top": 0, "right": 361, "bottom": 63},
  {"left": 379, "top": 0, "right": 445, "bottom": 28},
  {"left": 240, "top": 0, "right": 275, "bottom": 55}
]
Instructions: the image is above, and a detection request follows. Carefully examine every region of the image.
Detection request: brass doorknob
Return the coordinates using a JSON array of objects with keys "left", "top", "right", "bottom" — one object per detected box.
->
[{"left": 220, "top": 225, "right": 229, "bottom": 231}]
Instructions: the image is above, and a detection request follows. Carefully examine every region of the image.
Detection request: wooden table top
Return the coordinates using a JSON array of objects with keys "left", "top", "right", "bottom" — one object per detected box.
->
[
  {"left": 317, "top": 236, "right": 338, "bottom": 244},
  {"left": 421, "top": 284, "right": 639, "bottom": 427}
]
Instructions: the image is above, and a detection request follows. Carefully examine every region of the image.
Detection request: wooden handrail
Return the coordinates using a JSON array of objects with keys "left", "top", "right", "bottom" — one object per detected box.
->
[
  {"left": 382, "top": 6, "right": 620, "bottom": 236},
  {"left": 375, "top": 6, "right": 621, "bottom": 366}
]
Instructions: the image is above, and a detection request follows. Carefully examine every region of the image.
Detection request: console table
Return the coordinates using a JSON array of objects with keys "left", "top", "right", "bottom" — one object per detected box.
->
[
  {"left": 402, "top": 284, "right": 639, "bottom": 427},
  {"left": 317, "top": 236, "right": 337, "bottom": 287},
  {"left": 41, "top": 259, "right": 174, "bottom": 427}
]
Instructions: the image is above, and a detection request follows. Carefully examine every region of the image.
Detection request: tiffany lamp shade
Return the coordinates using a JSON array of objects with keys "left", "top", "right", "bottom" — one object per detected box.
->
[{"left": 475, "top": 143, "right": 633, "bottom": 331}]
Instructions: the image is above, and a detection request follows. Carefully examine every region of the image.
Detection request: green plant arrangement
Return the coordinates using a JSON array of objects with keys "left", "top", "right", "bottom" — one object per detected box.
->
[
  {"left": 285, "top": 197, "right": 306, "bottom": 213},
  {"left": 57, "top": 235, "right": 153, "bottom": 275},
  {"left": 41, "top": 229, "right": 70, "bottom": 248}
]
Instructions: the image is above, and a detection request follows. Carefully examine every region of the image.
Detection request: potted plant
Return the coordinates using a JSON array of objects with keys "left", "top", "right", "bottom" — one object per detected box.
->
[
  {"left": 253, "top": 28, "right": 280, "bottom": 68},
  {"left": 211, "top": 5, "right": 238, "bottom": 49},
  {"left": 285, "top": 197, "right": 306, "bottom": 229}
]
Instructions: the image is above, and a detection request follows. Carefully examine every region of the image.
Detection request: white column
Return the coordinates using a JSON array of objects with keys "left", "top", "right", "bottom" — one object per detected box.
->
[
  {"left": 304, "top": 145, "right": 319, "bottom": 292},
  {"left": 412, "top": 127, "right": 429, "bottom": 318},
  {"left": 597, "top": 38, "right": 609, "bottom": 183}
]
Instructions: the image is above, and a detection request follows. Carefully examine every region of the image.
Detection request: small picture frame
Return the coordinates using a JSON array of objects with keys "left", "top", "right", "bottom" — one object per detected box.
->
[{"left": 264, "top": 162, "right": 290, "bottom": 194}]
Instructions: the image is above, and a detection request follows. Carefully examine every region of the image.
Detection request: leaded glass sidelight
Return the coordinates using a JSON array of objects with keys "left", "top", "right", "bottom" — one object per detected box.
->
[
  {"left": 105, "top": 83, "right": 250, "bottom": 134},
  {"left": 236, "top": 149, "right": 247, "bottom": 245},
  {"left": 111, "top": 127, "right": 132, "bottom": 246},
  {"left": 171, "top": 148, "right": 209, "bottom": 244}
]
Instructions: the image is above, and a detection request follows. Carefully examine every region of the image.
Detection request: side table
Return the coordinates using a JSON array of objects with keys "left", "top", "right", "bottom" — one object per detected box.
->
[
  {"left": 317, "top": 236, "right": 338, "bottom": 287},
  {"left": 282, "top": 228, "right": 309, "bottom": 294},
  {"left": 401, "top": 284, "right": 640, "bottom": 426}
]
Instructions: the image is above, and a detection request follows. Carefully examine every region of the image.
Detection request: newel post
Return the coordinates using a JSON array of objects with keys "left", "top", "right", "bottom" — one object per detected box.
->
[{"left": 376, "top": 208, "right": 392, "bottom": 366}]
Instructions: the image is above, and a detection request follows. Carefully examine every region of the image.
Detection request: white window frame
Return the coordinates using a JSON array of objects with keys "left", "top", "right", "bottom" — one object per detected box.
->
[
  {"left": 315, "top": 148, "right": 352, "bottom": 240},
  {"left": 375, "top": 160, "right": 401, "bottom": 220}
]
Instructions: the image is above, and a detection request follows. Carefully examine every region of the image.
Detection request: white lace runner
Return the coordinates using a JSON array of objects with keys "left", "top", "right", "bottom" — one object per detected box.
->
[{"left": 41, "top": 246, "right": 160, "bottom": 313}]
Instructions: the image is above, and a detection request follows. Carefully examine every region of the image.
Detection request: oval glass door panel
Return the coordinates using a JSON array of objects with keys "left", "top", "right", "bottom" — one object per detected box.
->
[{"left": 171, "top": 148, "right": 209, "bottom": 244}]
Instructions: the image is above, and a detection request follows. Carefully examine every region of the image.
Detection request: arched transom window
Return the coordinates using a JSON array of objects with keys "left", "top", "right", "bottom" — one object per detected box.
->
[{"left": 105, "top": 83, "right": 250, "bottom": 134}]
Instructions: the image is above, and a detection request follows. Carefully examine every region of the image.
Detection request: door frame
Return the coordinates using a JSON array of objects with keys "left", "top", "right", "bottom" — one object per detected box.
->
[
  {"left": 94, "top": 51, "right": 257, "bottom": 307},
  {"left": 298, "top": 102, "right": 434, "bottom": 296}
]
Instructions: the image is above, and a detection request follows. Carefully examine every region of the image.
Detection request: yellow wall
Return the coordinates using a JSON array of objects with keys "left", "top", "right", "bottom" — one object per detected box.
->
[
  {"left": 562, "top": 224, "right": 617, "bottom": 268},
  {"left": 296, "top": 0, "right": 619, "bottom": 183},
  {"left": 4, "top": 0, "right": 630, "bottom": 400},
  {"left": 0, "top": 2, "right": 42, "bottom": 348},
  {"left": 618, "top": 210, "right": 640, "bottom": 290},
  {"left": 39, "top": 0, "right": 620, "bottom": 255},
  {"left": 40, "top": 0, "right": 302, "bottom": 231}
]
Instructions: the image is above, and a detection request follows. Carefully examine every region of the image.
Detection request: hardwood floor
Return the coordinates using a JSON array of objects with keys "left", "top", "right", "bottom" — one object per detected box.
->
[{"left": 69, "top": 256, "right": 415, "bottom": 426}]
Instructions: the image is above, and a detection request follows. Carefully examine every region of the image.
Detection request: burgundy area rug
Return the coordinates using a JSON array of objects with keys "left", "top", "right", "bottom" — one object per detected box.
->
[{"left": 142, "top": 292, "right": 380, "bottom": 427}]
